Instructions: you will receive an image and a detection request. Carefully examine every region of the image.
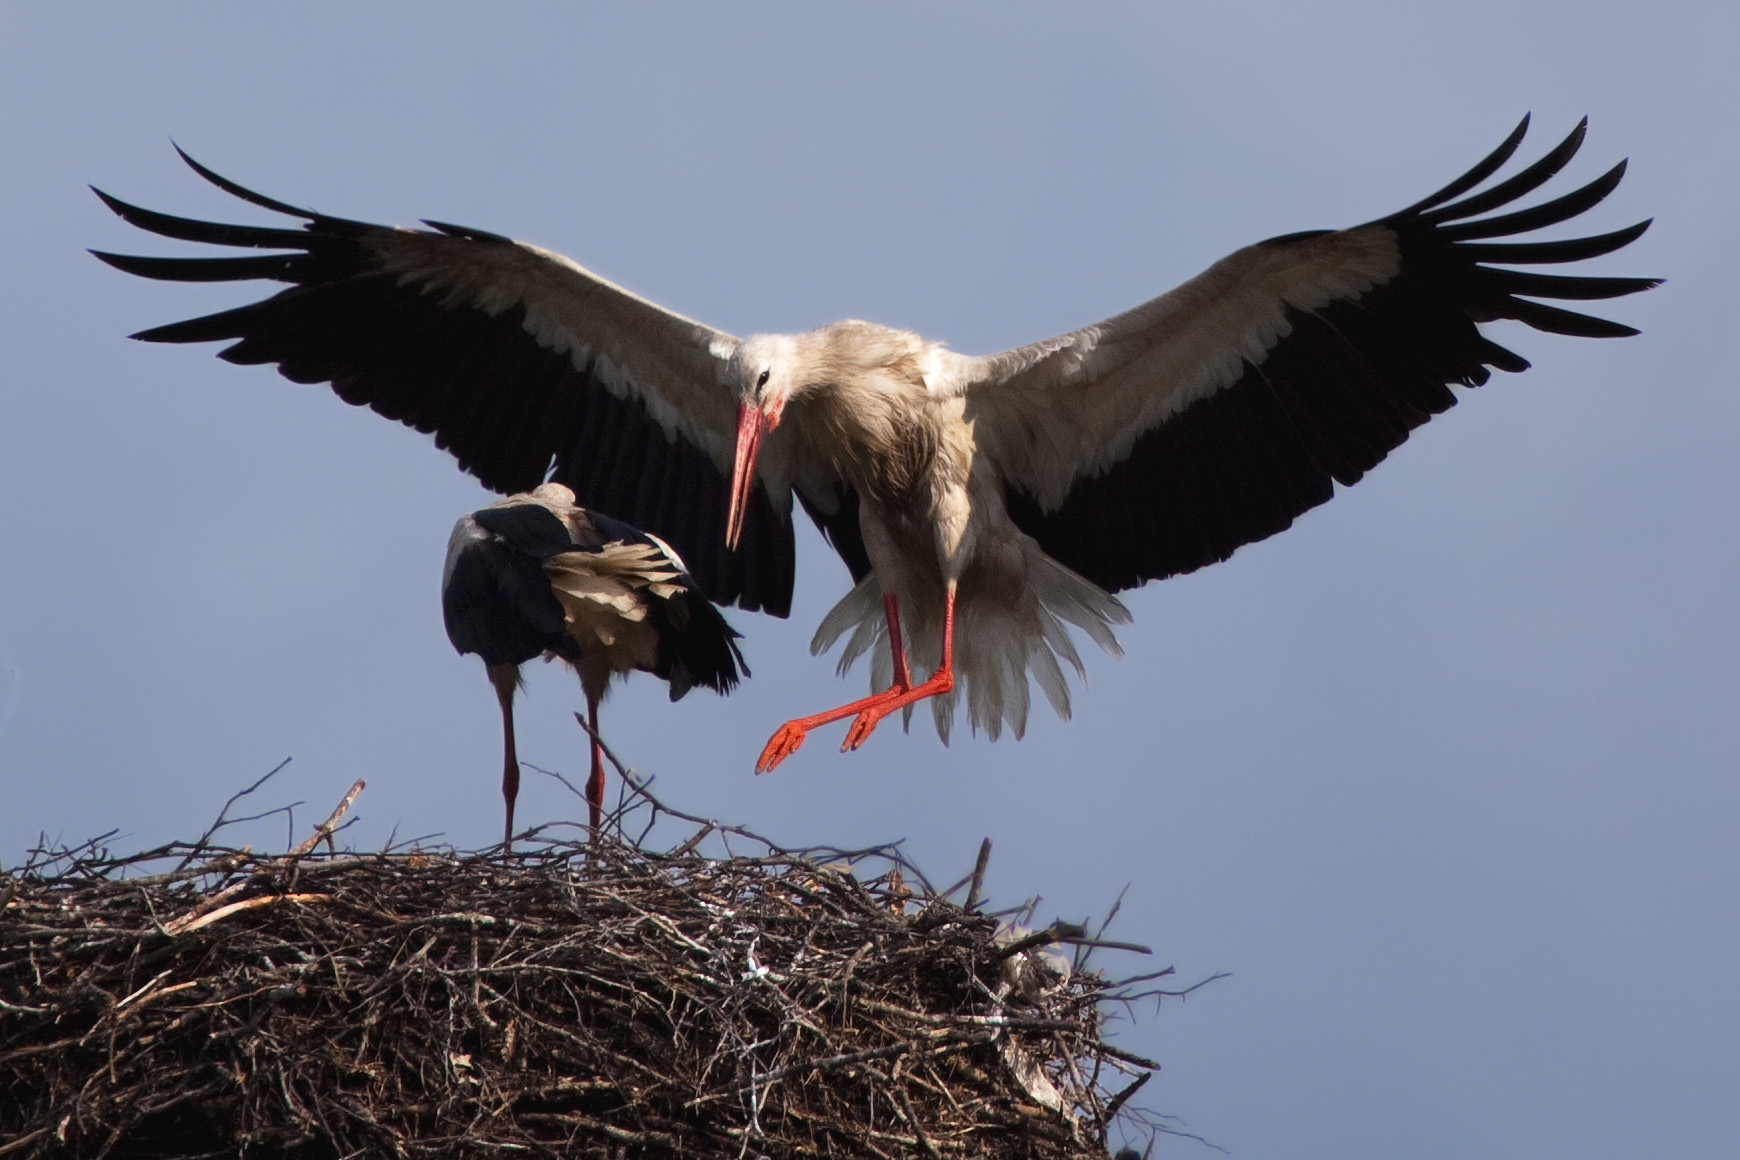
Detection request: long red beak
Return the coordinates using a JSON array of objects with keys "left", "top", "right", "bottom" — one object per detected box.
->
[{"left": 727, "top": 403, "right": 766, "bottom": 551}]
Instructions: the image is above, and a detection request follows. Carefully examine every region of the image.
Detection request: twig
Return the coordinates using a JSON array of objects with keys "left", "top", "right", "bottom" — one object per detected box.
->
[
  {"left": 174, "top": 757, "right": 294, "bottom": 870},
  {"left": 669, "top": 822, "right": 715, "bottom": 859},
  {"left": 290, "top": 779, "right": 367, "bottom": 856},
  {"left": 0, "top": 1127, "right": 51, "bottom": 1156},
  {"left": 163, "top": 893, "right": 330, "bottom": 936},
  {"left": 1056, "top": 935, "right": 1152, "bottom": 956},
  {"left": 993, "top": 921, "right": 1088, "bottom": 961},
  {"left": 1098, "top": 1043, "right": 1161, "bottom": 1071},
  {"left": 1110, "top": 970, "right": 1231, "bottom": 1004},
  {"left": 964, "top": 837, "right": 992, "bottom": 911},
  {"left": 1102, "top": 1069, "right": 1152, "bottom": 1123}
]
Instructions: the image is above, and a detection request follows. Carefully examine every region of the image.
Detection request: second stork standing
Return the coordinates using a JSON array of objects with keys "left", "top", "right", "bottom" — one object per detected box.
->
[{"left": 443, "top": 484, "right": 746, "bottom": 847}]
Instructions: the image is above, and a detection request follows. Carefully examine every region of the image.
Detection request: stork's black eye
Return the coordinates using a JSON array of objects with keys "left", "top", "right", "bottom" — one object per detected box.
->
[{"left": 756, "top": 369, "right": 771, "bottom": 389}]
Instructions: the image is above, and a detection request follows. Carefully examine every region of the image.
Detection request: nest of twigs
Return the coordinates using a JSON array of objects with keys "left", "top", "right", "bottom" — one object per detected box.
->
[{"left": 1, "top": 773, "right": 1202, "bottom": 1159}]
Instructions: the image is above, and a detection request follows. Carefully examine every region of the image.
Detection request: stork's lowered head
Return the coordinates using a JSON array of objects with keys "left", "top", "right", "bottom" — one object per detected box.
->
[{"left": 726, "top": 333, "right": 800, "bottom": 551}]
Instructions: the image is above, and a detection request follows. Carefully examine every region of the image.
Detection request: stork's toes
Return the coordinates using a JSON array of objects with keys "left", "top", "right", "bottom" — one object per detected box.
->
[
  {"left": 842, "top": 707, "right": 888, "bottom": 752},
  {"left": 757, "top": 721, "right": 809, "bottom": 774}
]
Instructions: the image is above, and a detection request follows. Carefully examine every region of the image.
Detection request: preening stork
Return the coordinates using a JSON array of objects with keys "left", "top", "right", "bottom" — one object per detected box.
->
[
  {"left": 93, "top": 116, "right": 1656, "bottom": 772},
  {"left": 443, "top": 483, "right": 745, "bottom": 846}
]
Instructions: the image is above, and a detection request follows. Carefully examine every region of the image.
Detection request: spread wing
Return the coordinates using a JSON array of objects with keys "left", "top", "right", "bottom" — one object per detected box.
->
[
  {"left": 956, "top": 116, "right": 1657, "bottom": 592},
  {"left": 92, "top": 148, "right": 797, "bottom": 615}
]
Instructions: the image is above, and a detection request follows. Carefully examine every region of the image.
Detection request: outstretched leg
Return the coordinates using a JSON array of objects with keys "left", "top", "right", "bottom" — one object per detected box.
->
[
  {"left": 585, "top": 690, "right": 605, "bottom": 833},
  {"left": 756, "top": 592, "right": 911, "bottom": 772},
  {"left": 842, "top": 579, "right": 955, "bottom": 751},
  {"left": 757, "top": 585, "right": 955, "bottom": 772},
  {"left": 488, "top": 663, "right": 521, "bottom": 851}
]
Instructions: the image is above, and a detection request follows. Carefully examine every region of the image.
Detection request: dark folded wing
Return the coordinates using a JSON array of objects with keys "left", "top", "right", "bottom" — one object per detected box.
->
[{"left": 440, "top": 510, "right": 573, "bottom": 666}]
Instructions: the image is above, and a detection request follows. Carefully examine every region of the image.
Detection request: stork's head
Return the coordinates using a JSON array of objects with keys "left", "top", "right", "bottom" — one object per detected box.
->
[{"left": 726, "top": 333, "right": 801, "bottom": 551}]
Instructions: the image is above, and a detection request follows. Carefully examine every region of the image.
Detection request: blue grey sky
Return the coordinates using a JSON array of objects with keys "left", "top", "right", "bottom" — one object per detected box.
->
[{"left": 2, "top": 4, "right": 1734, "bottom": 1157}]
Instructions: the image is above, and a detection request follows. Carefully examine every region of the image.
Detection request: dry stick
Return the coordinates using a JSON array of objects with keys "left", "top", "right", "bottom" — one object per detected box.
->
[
  {"left": 894, "top": 1090, "right": 943, "bottom": 1160},
  {"left": 939, "top": 836, "right": 994, "bottom": 906},
  {"left": 996, "top": 921, "right": 1153, "bottom": 962},
  {"left": 1109, "top": 970, "right": 1230, "bottom": 1004},
  {"left": 175, "top": 757, "right": 295, "bottom": 870},
  {"left": 669, "top": 822, "right": 716, "bottom": 859},
  {"left": 0, "top": 1127, "right": 52, "bottom": 1156},
  {"left": 1077, "top": 883, "right": 1132, "bottom": 971},
  {"left": 1057, "top": 934, "right": 1153, "bottom": 955},
  {"left": 965, "top": 837, "right": 992, "bottom": 911},
  {"left": 291, "top": 778, "right": 367, "bottom": 856},
  {"left": 993, "top": 922, "right": 1087, "bottom": 961},
  {"left": 1101, "top": 1069, "right": 1152, "bottom": 1125},
  {"left": 1098, "top": 1043, "right": 1161, "bottom": 1071},
  {"left": 163, "top": 893, "right": 330, "bottom": 937},
  {"left": 1106, "top": 966, "right": 1176, "bottom": 988}
]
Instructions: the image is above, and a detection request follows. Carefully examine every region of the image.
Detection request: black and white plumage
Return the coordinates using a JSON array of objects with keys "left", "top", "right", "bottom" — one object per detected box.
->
[
  {"left": 442, "top": 483, "right": 745, "bottom": 845},
  {"left": 93, "top": 116, "right": 1655, "bottom": 772}
]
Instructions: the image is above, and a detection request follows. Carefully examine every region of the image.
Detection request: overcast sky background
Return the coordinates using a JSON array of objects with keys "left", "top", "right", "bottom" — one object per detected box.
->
[{"left": 3, "top": 4, "right": 1735, "bottom": 1157}]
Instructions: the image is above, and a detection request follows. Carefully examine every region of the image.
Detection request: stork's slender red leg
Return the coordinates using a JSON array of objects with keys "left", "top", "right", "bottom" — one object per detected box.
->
[
  {"left": 488, "top": 663, "right": 521, "bottom": 851},
  {"left": 884, "top": 591, "right": 912, "bottom": 689},
  {"left": 842, "top": 580, "right": 955, "bottom": 751},
  {"left": 585, "top": 691, "right": 605, "bottom": 833},
  {"left": 757, "top": 585, "right": 955, "bottom": 772}
]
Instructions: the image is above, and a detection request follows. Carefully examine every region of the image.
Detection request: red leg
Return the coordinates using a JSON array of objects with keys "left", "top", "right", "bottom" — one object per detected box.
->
[
  {"left": 883, "top": 591, "right": 912, "bottom": 689},
  {"left": 756, "top": 591, "right": 917, "bottom": 773},
  {"left": 489, "top": 664, "right": 521, "bottom": 852},
  {"left": 585, "top": 691, "right": 605, "bottom": 833},
  {"left": 757, "top": 584, "right": 957, "bottom": 771},
  {"left": 842, "top": 580, "right": 955, "bottom": 751}
]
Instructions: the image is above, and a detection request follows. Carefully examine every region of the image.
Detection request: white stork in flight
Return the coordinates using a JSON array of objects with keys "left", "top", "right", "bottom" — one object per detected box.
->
[{"left": 93, "top": 117, "right": 1656, "bottom": 773}]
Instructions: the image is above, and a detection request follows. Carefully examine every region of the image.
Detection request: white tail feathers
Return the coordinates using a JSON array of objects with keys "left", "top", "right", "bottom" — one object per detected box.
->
[
  {"left": 810, "top": 545, "right": 1129, "bottom": 743},
  {"left": 542, "top": 541, "right": 680, "bottom": 655}
]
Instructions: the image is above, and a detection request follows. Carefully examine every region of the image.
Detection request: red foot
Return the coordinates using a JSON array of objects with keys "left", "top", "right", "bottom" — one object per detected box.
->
[
  {"left": 757, "top": 720, "right": 809, "bottom": 773},
  {"left": 757, "top": 684, "right": 910, "bottom": 773},
  {"left": 758, "top": 585, "right": 956, "bottom": 772},
  {"left": 841, "top": 709, "right": 881, "bottom": 752},
  {"left": 842, "top": 670, "right": 954, "bottom": 751}
]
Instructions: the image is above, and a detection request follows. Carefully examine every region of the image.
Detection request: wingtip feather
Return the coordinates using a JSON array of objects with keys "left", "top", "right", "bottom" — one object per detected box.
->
[
  {"left": 171, "top": 143, "right": 311, "bottom": 218},
  {"left": 1418, "top": 118, "right": 1592, "bottom": 226},
  {"left": 1393, "top": 112, "right": 1534, "bottom": 217}
]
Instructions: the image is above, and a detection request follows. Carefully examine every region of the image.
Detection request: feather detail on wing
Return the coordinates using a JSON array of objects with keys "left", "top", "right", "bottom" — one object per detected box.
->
[
  {"left": 955, "top": 116, "right": 1657, "bottom": 593},
  {"left": 91, "top": 148, "right": 797, "bottom": 615}
]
